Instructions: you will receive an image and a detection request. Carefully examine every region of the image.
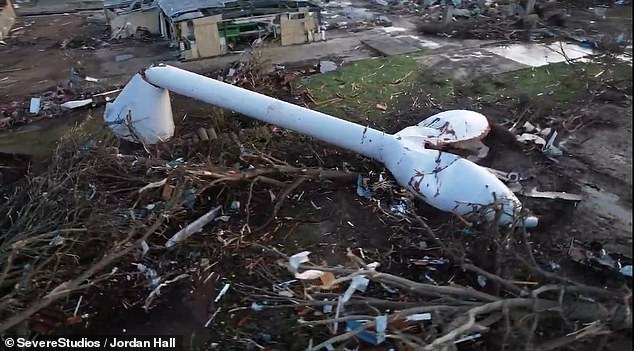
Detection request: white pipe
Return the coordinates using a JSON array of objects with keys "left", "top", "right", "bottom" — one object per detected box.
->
[
  {"left": 105, "top": 64, "right": 538, "bottom": 228},
  {"left": 142, "top": 65, "right": 391, "bottom": 162}
]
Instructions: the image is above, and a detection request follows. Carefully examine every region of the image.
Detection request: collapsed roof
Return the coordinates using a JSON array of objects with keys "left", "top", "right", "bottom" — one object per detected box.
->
[{"left": 105, "top": 0, "right": 321, "bottom": 21}]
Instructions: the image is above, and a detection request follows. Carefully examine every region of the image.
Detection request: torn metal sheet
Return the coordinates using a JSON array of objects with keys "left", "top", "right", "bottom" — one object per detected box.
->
[
  {"left": 520, "top": 188, "right": 583, "bottom": 201},
  {"left": 105, "top": 64, "right": 538, "bottom": 227}
]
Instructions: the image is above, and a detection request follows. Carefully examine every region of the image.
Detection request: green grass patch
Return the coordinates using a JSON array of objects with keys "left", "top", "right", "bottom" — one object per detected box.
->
[
  {"left": 302, "top": 55, "right": 420, "bottom": 122},
  {"left": 301, "top": 55, "right": 631, "bottom": 125},
  {"left": 457, "top": 62, "right": 633, "bottom": 109}
]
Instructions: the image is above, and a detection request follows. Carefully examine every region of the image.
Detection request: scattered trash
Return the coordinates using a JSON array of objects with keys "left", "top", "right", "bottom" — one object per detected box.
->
[
  {"left": 406, "top": 313, "right": 432, "bottom": 322},
  {"left": 547, "top": 261, "right": 561, "bottom": 272},
  {"left": 295, "top": 270, "right": 326, "bottom": 280},
  {"left": 455, "top": 333, "right": 482, "bottom": 344},
  {"left": 138, "top": 178, "right": 167, "bottom": 194},
  {"left": 320, "top": 272, "right": 338, "bottom": 289},
  {"left": 477, "top": 275, "right": 487, "bottom": 287},
  {"left": 165, "top": 205, "right": 222, "bottom": 248},
  {"left": 542, "top": 131, "right": 563, "bottom": 156},
  {"left": 517, "top": 133, "right": 547, "bottom": 147},
  {"left": 341, "top": 276, "right": 369, "bottom": 304},
  {"left": 133, "top": 263, "right": 161, "bottom": 289},
  {"left": 49, "top": 235, "right": 65, "bottom": 246},
  {"left": 319, "top": 60, "right": 337, "bottom": 73},
  {"left": 356, "top": 175, "right": 372, "bottom": 199},
  {"left": 375, "top": 103, "right": 388, "bottom": 111},
  {"left": 29, "top": 97, "right": 41, "bottom": 114},
  {"left": 568, "top": 241, "right": 632, "bottom": 279},
  {"left": 520, "top": 188, "right": 583, "bottom": 202},
  {"left": 214, "top": 283, "right": 231, "bottom": 303},
  {"left": 84, "top": 76, "right": 100, "bottom": 83},
  {"left": 140, "top": 240, "right": 150, "bottom": 256},
  {"left": 182, "top": 188, "right": 196, "bottom": 210},
  {"left": 345, "top": 316, "right": 387, "bottom": 345},
  {"left": 229, "top": 200, "right": 241, "bottom": 214},
  {"left": 289, "top": 251, "right": 311, "bottom": 273},
  {"left": 61, "top": 98, "right": 93, "bottom": 110}
]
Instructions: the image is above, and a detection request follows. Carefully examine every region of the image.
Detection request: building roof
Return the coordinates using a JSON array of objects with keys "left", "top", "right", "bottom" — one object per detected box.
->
[
  {"left": 156, "top": 0, "right": 234, "bottom": 18},
  {"left": 104, "top": 0, "right": 136, "bottom": 9},
  {"left": 156, "top": 0, "right": 320, "bottom": 21}
]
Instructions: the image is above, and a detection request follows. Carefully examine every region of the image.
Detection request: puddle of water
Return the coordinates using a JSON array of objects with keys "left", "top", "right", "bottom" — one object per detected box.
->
[
  {"left": 393, "top": 34, "right": 442, "bottom": 49},
  {"left": 484, "top": 42, "right": 595, "bottom": 67},
  {"left": 581, "top": 185, "right": 633, "bottom": 226},
  {"left": 0, "top": 110, "right": 104, "bottom": 158},
  {"left": 382, "top": 26, "right": 407, "bottom": 34}
]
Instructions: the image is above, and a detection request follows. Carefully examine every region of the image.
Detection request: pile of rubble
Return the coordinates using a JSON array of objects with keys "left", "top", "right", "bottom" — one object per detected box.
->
[{"left": 0, "top": 70, "right": 120, "bottom": 130}]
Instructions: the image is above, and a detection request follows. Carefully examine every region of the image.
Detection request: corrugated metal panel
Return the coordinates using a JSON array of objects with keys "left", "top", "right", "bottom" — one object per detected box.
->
[
  {"left": 156, "top": 0, "right": 320, "bottom": 19},
  {"left": 104, "top": 0, "right": 136, "bottom": 8}
]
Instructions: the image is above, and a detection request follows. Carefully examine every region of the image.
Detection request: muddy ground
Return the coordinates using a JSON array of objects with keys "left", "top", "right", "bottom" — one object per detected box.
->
[{"left": 0, "top": 1, "right": 632, "bottom": 350}]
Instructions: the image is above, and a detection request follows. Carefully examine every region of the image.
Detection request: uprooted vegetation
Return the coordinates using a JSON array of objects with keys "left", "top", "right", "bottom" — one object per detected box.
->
[{"left": 0, "top": 118, "right": 631, "bottom": 349}]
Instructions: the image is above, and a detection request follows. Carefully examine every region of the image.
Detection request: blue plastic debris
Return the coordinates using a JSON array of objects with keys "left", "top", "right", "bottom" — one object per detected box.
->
[
  {"left": 79, "top": 139, "right": 94, "bottom": 151},
  {"left": 182, "top": 189, "right": 197, "bottom": 210},
  {"left": 345, "top": 316, "right": 387, "bottom": 345},
  {"left": 356, "top": 175, "right": 372, "bottom": 199}
]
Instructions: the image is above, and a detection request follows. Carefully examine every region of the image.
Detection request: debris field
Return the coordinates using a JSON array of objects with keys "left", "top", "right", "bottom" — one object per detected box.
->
[{"left": 0, "top": 0, "right": 632, "bottom": 350}]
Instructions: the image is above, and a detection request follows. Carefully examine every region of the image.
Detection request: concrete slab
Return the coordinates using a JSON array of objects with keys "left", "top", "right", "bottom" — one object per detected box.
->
[
  {"left": 362, "top": 36, "right": 423, "bottom": 56},
  {"left": 416, "top": 48, "right": 529, "bottom": 79},
  {"left": 483, "top": 42, "right": 595, "bottom": 67}
]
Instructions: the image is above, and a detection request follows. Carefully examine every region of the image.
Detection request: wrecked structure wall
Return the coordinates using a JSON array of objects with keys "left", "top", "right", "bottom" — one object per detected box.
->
[
  {"left": 191, "top": 16, "right": 224, "bottom": 59},
  {"left": 106, "top": 6, "right": 161, "bottom": 38},
  {"left": 0, "top": 0, "right": 16, "bottom": 41},
  {"left": 280, "top": 10, "right": 318, "bottom": 46},
  {"left": 180, "top": 15, "right": 226, "bottom": 60}
]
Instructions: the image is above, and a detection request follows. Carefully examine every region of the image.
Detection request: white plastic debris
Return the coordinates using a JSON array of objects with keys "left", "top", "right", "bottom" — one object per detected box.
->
[
  {"left": 61, "top": 98, "right": 93, "bottom": 110},
  {"left": 295, "top": 270, "right": 325, "bottom": 280},
  {"left": 517, "top": 133, "right": 547, "bottom": 147},
  {"left": 85, "top": 76, "right": 100, "bottom": 83},
  {"left": 341, "top": 276, "right": 370, "bottom": 304},
  {"left": 214, "top": 283, "right": 230, "bottom": 303},
  {"left": 49, "top": 234, "right": 65, "bottom": 246},
  {"left": 289, "top": 251, "right": 311, "bottom": 273},
  {"left": 165, "top": 205, "right": 222, "bottom": 248},
  {"left": 29, "top": 97, "right": 41, "bottom": 114},
  {"left": 406, "top": 313, "right": 432, "bottom": 322},
  {"left": 105, "top": 65, "right": 538, "bottom": 227},
  {"left": 477, "top": 275, "right": 487, "bottom": 287},
  {"left": 455, "top": 333, "right": 482, "bottom": 344},
  {"left": 375, "top": 315, "right": 388, "bottom": 343},
  {"left": 140, "top": 240, "right": 150, "bottom": 256},
  {"left": 620, "top": 265, "right": 632, "bottom": 277},
  {"left": 323, "top": 300, "right": 333, "bottom": 313}
]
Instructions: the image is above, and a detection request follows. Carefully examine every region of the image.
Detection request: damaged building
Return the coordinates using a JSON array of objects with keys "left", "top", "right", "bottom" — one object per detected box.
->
[
  {"left": 0, "top": 0, "right": 16, "bottom": 41},
  {"left": 105, "top": 0, "right": 322, "bottom": 60}
]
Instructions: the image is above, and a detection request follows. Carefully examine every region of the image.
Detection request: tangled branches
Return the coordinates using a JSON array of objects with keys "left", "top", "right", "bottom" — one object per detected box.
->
[{"left": 242, "top": 212, "right": 631, "bottom": 351}]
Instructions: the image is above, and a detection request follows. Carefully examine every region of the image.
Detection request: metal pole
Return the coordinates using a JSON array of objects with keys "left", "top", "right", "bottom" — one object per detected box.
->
[{"left": 142, "top": 64, "right": 392, "bottom": 162}]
